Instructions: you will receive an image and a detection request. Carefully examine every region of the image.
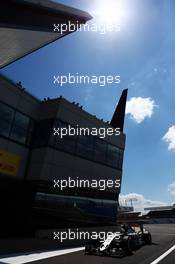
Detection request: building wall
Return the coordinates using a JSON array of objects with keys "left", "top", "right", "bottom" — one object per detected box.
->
[
  {"left": 0, "top": 75, "right": 39, "bottom": 116},
  {"left": 0, "top": 74, "right": 126, "bottom": 227},
  {"left": 0, "top": 75, "right": 39, "bottom": 180},
  {"left": 0, "top": 74, "right": 125, "bottom": 189}
]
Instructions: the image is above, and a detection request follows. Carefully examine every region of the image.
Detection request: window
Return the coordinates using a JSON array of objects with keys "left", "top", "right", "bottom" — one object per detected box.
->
[
  {"left": 52, "top": 121, "right": 77, "bottom": 153},
  {"left": 77, "top": 135, "right": 94, "bottom": 159},
  {"left": 10, "top": 112, "right": 30, "bottom": 145},
  {"left": 94, "top": 138, "right": 107, "bottom": 163},
  {"left": 0, "top": 119, "right": 11, "bottom": 137},
  {"left": 117, "top": 149, "right": 123, "bottom": 169},
  {"left": 0, "top": 101, "right": 34, "bottom": 146},
  {"left": 10, "top": 126, "right": 28, "bottom": 144},
  {"left": 107, "top": 144, "right": 119, "bottom": 168},
  {"left": 0, "top": 102, "right": 15, "bottom": 137},
  {"left": 14, "top": 112, "right": 30, "bottom": 130},
  {"left": 26, "top": 120, "right": 34, "bottom": 146},
  {"left": 0, "top": 102, "right": 14, "bottom": 123},
  {"left": 59, "top": 135, "right": 77, "bottom": 153}
]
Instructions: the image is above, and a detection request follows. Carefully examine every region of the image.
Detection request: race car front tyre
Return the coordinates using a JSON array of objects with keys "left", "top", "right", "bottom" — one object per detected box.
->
[
  {"left": 85, "top": 245, "right": 93, "bottom": 255},
  {"left": 123, "top": 236, "right": 133, "bottom": 255}
]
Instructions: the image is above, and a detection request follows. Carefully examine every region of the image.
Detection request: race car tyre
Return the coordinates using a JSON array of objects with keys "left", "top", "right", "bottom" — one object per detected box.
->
[
  {"left": 123, "top": 236, "right": 133, "bottom": 255},
  {"left": 143, "top": 233, "right": 152, "bottom": 245},
  {"left": 84, "top": 245, "right": 93, "bottom": 255}
]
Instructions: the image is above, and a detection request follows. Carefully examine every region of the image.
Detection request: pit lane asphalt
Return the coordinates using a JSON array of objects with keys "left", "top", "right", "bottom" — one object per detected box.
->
[
  {"left": 158, "top": 250, "right": 175, "bottom": 264},
  {"left": 31, "top": 224, "right": 175, "bottom": 264}
]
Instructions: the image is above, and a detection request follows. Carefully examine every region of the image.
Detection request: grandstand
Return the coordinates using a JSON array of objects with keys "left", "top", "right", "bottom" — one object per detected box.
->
[{"left": 144, "top": 205, "right": 175, "bottom": 224}]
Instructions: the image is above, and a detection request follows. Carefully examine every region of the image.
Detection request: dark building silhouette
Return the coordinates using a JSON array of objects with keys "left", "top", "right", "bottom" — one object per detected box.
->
[
  {"left": 0, "top": 0, "right": 127, "bottom": 237},
  {"left": 0, "top": 74, "right": 127, "bottom": 235}
]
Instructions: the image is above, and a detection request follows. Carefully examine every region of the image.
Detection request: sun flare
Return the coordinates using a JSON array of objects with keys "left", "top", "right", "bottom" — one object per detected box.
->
[{"left": 94, "top": 0, "right": 125, "bottom": 23}]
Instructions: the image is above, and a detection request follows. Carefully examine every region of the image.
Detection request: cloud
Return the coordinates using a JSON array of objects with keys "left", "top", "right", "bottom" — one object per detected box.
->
[
  {"left": 162, "top": 125, "right": 175, "bottom": 151},
  {"left": 119, "top": 193, "right": 167, "bottom": 213},
  {"left": 168, "top": 182, "right": 175, "bottom": 195},
  {"left": 126, "top": 97, "right": 156, "bottom": 123}
]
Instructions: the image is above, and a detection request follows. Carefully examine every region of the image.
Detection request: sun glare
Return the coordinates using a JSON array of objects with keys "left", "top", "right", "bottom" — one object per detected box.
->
[{"left": 93, "top": 0, "right": 128, "bottom": 24}]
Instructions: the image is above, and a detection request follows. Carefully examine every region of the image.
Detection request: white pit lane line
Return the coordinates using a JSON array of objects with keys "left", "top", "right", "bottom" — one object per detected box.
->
[
  {"left": 0, "top": 247, "right": 85, "bottom": 264},
  {"left": 150, "top": 244, "right": 175, "bottom": 264}
]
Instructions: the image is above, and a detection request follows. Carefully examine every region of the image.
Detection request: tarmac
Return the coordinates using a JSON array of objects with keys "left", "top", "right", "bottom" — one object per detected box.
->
[{"left": 0, "top": 224, "right": 175, "bottom": 264}]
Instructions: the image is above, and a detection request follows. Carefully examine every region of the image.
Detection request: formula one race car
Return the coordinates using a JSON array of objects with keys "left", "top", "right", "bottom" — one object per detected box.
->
[{"left": 85, "top": 223, "right": 152, "bottom": 258}]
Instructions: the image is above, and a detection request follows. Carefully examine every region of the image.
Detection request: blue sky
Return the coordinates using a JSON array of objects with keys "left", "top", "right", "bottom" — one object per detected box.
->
[{"left": 1, "top": 0, "right": 175, "bottom": 209}]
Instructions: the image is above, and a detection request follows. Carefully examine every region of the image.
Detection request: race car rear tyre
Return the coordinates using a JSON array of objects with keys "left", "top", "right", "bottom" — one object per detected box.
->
[{"left": 143, "top": 233, "right": 152, "bottom": 245}]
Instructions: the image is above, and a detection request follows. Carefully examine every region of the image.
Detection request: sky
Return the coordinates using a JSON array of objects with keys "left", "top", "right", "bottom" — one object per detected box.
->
[{"left": 1, "top": 0, "right": 175, "bottom": 211}]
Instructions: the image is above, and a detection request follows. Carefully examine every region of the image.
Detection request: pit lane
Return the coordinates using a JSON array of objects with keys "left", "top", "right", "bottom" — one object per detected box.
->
[{"left": 1, "top": 224, "right": 175, "bottom": 264}]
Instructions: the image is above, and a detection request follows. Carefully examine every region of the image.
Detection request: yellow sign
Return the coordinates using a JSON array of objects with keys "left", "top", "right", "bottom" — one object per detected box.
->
[{"left": 0, "top": 150, "right": 20, "bottom": 176}]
